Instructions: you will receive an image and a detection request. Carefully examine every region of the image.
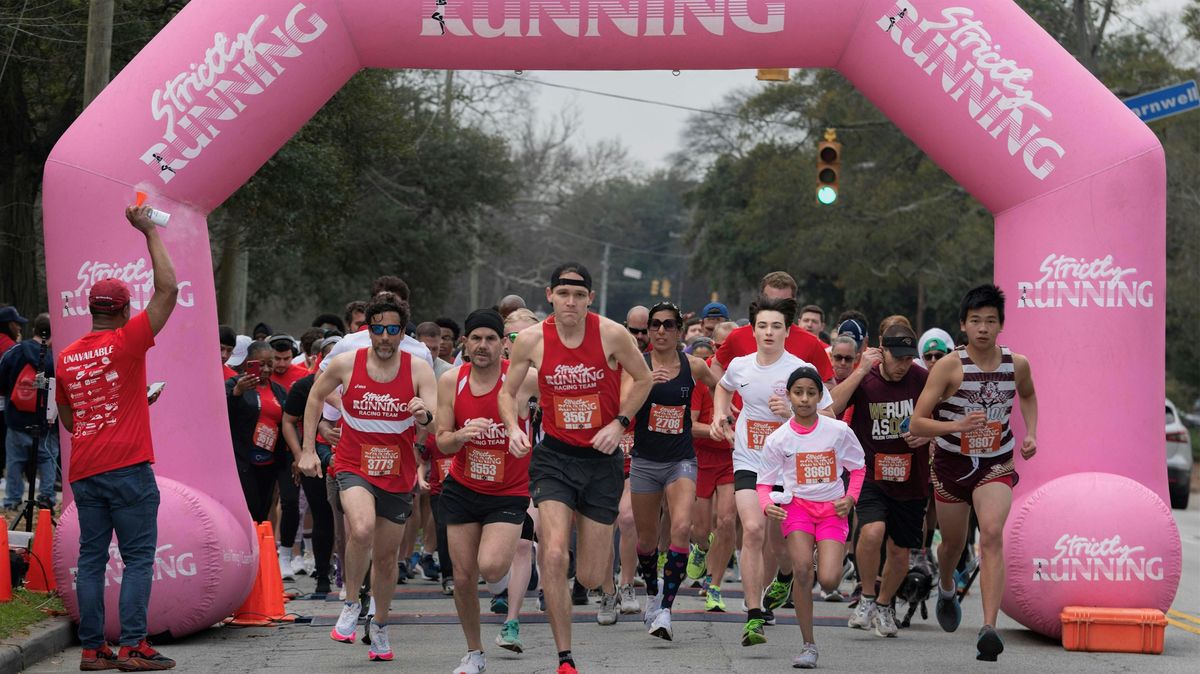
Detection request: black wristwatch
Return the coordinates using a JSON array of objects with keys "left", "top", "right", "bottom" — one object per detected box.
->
[
  {"left": 422, "top": 410, "right": 434, "bottom": 426},
  {"left": 616, "top": 415, "right": 631, "bottom": 429}
]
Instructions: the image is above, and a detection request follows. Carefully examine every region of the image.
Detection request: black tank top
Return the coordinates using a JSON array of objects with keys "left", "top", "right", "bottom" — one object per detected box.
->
[{"left": 633, "top": 351, "right": 695, "bottom": 463}]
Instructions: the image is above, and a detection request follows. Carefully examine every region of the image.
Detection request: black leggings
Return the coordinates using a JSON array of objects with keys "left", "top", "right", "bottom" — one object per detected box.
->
[
  {"left": 429, "top": 493, "right": 452, "bottom": 581},
  {"left": 238, "top": 461, "right": 277, "bottom": 523},
  {"left": 276, "top": 455, "right": 300, "bottom": 547},
  {"left": 298, "top": 474, "right": 334, "bottom": 582}
]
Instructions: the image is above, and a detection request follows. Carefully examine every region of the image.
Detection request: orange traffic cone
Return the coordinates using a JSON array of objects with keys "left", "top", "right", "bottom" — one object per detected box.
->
[
  {"left": 231, "top": 524, "right": 272, "bottom": 625},
  {"left": 231, "top": 524, "right": 292, "bottom": 625},
  {"left": 25, "top": 509, "right": 56, "bottom": 592},
  {"left": 259, "top": 531, "right": 293, "bottom": 622},
  {"left": 0, "top": 526, "right": 12, "bottom": 602}
]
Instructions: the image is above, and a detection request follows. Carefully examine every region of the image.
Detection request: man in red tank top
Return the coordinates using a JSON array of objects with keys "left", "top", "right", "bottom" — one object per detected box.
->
[
  {"left": 498, "top": 263, "right": 653, "bottom": 674},
  {"left": 434, "top": 309, "right": 539, "bottom": 674},
  {"left": 299, "top": 296, "right": 438, "bottom": 663}
]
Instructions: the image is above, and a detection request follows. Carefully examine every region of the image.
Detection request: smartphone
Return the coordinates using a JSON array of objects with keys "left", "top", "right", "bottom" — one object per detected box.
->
[
  {"left": 245, "top": 361, "right": 262, "bottom": 380},
  {"left": 147, "top": 381, "right": 166, "bottom": 400}
]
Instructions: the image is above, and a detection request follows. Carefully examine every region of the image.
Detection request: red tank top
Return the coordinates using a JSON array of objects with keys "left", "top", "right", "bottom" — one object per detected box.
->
[
  {"left": 334, "top": 349, "right": 418, "bottom": 493},
  {"left": 449, "top": 361, "right": 531, "bottom": 497},
  {"left": 538, "top": 312, "right": 621, "bottom": 449},
  {"left": 426, "top": 436, "right": 454, "bottom": 496}
]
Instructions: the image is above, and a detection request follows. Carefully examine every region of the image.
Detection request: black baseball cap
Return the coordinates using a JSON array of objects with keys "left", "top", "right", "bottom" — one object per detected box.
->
[{"left": 882, "top": 334, "right": 919, "bottom": 358}]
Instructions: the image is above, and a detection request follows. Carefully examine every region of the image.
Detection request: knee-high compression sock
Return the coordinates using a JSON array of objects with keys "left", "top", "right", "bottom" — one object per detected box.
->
[
  {"left": 660, "top": 545, "right": 689, "bottom": 609},
  {"left": 637, "top": 547, "right": 659, "bottom": 596}
]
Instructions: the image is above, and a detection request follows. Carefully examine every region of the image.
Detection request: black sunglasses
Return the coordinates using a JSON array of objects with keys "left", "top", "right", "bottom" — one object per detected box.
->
[
  {"left": 650, "top": 319, "right": 679, "bottom": 331},
  {"left": 626, "top": 326, "right": 648, "bottom": 335},
  {"left": 831, "top": 354, "right": 855, "bottom": 363},
  {"left": 923, "top": 351, "right": 947, "bottom": 362},
  {"left": 369, "top": 324, "right": 403, "bottom": 336}
]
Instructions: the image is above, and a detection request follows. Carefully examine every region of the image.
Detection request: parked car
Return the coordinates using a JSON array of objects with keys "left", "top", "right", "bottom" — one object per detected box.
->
[{"left": 1166, "top": 399, "right": 1193, "bottom": 509}]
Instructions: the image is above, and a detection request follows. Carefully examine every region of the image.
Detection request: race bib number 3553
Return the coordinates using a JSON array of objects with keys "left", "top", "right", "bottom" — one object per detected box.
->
[
  {"left": 467, "top": 447, "right": 506, "bottom": 483},
  {"left": 796, "top": 450, "right": 837, "bottom": 485},
  {"left": 555, "top": 395, "right": 601, "bottom": 430}
]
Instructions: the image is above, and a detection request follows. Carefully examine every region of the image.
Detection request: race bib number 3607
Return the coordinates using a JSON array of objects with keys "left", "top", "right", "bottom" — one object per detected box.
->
[
  {"left": 555, "top": 395, "right": 601, "bottom": 430},
  {"left": 963, "top": 421, "right": 1002, "bottom": 455}
]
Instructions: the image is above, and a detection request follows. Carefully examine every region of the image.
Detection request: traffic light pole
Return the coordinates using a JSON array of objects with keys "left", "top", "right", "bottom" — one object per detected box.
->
[{"left": 599, "top": 242, "right": 611, "bottom": 317}]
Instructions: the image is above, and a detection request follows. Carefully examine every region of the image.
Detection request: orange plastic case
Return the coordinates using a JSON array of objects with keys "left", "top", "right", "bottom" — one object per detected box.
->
[{"left": 1060, "top": 607, "right": 1167, "bottom": 654}]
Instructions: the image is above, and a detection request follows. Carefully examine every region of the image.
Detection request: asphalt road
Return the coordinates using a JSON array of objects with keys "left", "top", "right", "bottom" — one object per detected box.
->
[{"left": 29, "top": 500, "right": 1200, "bottom": 673}]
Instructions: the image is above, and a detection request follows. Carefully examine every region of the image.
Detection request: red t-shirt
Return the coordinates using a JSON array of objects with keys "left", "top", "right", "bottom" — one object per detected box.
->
[
  {"left": 271, "top": 363, "right": 309, "bottom": 392},
  {"left": 0, "top": 334, "right": 16, "bottom": 358},
  {"left": 715, "top": 324, "right": 834, "bottom": 382},
  {"left": 56, "top": 312, "right": 156, "bottom": 483},
  {"left": 223, "top": 363, "right": 237, "bottom": 381}
]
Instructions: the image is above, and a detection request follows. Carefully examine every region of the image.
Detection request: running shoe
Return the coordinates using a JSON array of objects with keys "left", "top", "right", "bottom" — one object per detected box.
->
[
  {"left": 452, "top": 650, "right": 485, "bottom": 674},
  {"left": 848, "top": 597, "right": 876, "bottom": 630},
  {"left": 571, "top": 579, "right": 589, "bottom": 606},
  {"left": 686, "top": 544, "right": 708, "bottom": 580},
  {"left": 976, "top": 625, "right": 1004, "bottom": 661},
  {"left": 705, "top": 585, "right": 727, "bottom": 612},
  {"left": 936, "top": 590, "right": 962, "bottom": 632},
  {"left": 495, "top": 619, "right": 523, "bottom": 653},
  {"left": 847, "top": 582, "right": 862, "bottom": 608},
  {"left": 618, "top": 584, "right": 640, "bottom": 614},
  {"left": 367, "top": 622, "right": 393, "bottom": 661},
  {"left": 642, "top": 592, "right": 662, "bottom": 631},
  {"left": 649, "top": 607, "right": 673, "bottom": 641},
  {"left": 820, "top": 589, "right": 844, "bottom": 602},
  {"left": 279, "top": 553, "right": 295, "bottom": 581},
  {"left": 597, "top": 592, "right": 619, "bottom": 625},
  {"left": 290, "top": 554, "right": 306, "bottom": 577},
  {"left": 491, "top": 590, "right": 509, "bottom": 614},
  {"left": 873, "top": 603, "right": 899, "bottom": 637},
  {"left": 80, "top": 644, "right": 118, "bottom": 671},
  {"left": 763, "top": 578, "right": 792, "bottom": 611},
  {"left": 115, "top": 640, "right": 175, "bottom": 671},
  {"left": 741, "top": 618, "right": 767, "bottom": 646},
  {"left": 330, "top": 601, "right": 361, "bottom": 643},
  {"left": 762, "top": 607, "right": 776, "bottom": 626},
  {"left": 420, "top": 554, "right": 441, "bottom": 581},
  {"left": 396, "top": 560, "right": 409, "bottom": 584},
  {"left": 556, "top": 663, "right": 578, "bottom": 674},
  {"left": 792, "top": 643, "right": 818, "bottom": 669},
  {"left": 442, "top": 578, "right": 455, "bottom": 596},
  {"left": 315, "top": 577, "right": 332, "bottom": 595}
]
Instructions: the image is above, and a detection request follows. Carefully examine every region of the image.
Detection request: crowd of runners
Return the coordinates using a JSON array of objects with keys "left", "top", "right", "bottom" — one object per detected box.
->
[{"left": 217, "top": 265, "right": 1037, "bottom": 672}]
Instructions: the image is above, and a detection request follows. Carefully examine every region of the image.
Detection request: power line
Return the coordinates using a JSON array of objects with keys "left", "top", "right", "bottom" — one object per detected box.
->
[{"left": 0, "top": 0, "right": 31, "bottom": 87}]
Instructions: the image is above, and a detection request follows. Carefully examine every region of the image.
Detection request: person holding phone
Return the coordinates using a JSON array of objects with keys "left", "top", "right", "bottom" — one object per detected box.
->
[{"left": 226, "top": 341, "right": 288, "bottom": 523}]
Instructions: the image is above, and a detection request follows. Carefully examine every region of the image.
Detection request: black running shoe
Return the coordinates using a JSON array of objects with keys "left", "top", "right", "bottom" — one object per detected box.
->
[{"left": 976, "top": 625, "right": 1004, "bottom": 661}]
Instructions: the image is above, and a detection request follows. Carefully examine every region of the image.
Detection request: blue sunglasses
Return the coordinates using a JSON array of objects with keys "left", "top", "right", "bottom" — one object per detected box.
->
[{"left": 368, "top": 324, "right": 403, "bottom": 336}]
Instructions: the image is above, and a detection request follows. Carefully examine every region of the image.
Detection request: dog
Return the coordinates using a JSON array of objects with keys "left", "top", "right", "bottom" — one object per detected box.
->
[{"left": 895, "top": 551, "right": 936, "bottom": 628}]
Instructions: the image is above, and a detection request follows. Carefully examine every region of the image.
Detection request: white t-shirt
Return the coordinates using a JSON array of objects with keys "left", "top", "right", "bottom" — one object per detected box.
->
[
  {"left": 758, "top": 416, "right": 865, "bottom": 504},
  {"left": 719, "top": 351, "right": 833, "bottom": 475},
  {"left": 319, "top": 330, "right": 434, "bottom": 421}
]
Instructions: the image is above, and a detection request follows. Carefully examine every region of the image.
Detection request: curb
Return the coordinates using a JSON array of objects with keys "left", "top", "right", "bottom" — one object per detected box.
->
[{"left": 0, "top": 616, "right": 73, "bottom": 673}]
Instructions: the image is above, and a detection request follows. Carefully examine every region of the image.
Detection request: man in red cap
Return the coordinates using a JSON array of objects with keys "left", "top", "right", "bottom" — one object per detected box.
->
[{"left": 55, "top": 205, "right": 179, "bottom": 671}]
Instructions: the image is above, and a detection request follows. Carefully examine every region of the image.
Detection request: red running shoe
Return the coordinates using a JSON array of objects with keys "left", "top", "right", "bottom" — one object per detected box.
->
[
  {"left": 115, "top": 640, "right": 175, "bottom": 671},
  {"left": 557, "top": 662, "right": 579, "bottom": 674},
  {"left": 80, "top": 644, "right": 118, "bottom": 671}
]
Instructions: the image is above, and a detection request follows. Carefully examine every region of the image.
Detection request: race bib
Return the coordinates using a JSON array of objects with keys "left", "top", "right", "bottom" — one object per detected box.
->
[
  {"left": 875, "top": 453, "right": 912, "bottom": 482},
  {"left": 796, "top": 450, "right": 837, "bottom": 485},
  {"left": 745, "top": 419, "right": 782, "bottom": 450},
  {"left": 648, "top": 404, "right": 686, "bottom": 435},
  {"left": 253, "top": 422, "right": 279, "bottom": 451},
  {"left": 436, "top": 457, "right": 454, "bottom": 480},
  {"left": 963, "top": 421, "right": 1003, "bottom": 456},
  {"left": 619, "top": 429, "right": 636, "bottom": 457},
  {"left": 555, "top": 394, "right": 600, "bottom": 430},
  {"left": 467, "top": 447, "right": 506, "bottom": 483},
  {"left": 361, "top": 444, "right": 402, "bottom": 477}
]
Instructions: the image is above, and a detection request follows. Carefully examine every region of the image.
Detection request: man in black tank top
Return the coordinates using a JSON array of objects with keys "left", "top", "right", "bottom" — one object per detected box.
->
[
  {"left": 624, "top": 302, "right": 717, "bottom": 641},
  {"left": 912, "top": 285, "right": 1039, "bottom": 662}
]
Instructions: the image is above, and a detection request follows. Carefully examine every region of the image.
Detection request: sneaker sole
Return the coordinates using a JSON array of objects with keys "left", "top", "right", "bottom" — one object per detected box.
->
[
  {"left": 792, "top": 661, "right": 817, "bottom": 669},
  {"left": 496, "top": 638, "right": 524, "bottom": 654},
  {"left": 705, "top": 605, "right": 726, "bottom": 613},
  {"left": 115, "top": 659, "right": 175, "bottom": 671},
  {"left": 81, "top": 662, "right": 120, "bottom": 672},
  {"left": 597, "top": 617, "right": 618, "bottom": 626},
  {"left": 368, "top": 652, "right": 394, "bottom": 662},
  {"left": 650, "top": 625, "right": 673, "bottom": 641},
  {"left": 620, "top": 606, "right": 640, "bottom": 615},
  {"left": 330, "top": 628, "right": 356, "bottom": 644},
  {"left": 741, "top": 633, "right": 767, "bottom": 647},
  {"left": 977, "top": 631, "right": 1004, "bottom": 661},
  {"left": 874, "top": 627, "right": 898, "bottom": 638}
]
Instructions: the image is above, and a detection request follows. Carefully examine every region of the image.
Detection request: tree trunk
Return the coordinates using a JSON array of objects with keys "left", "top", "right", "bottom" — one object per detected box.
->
[
  {"left": 0, "top": 156, "right": 46, "bottom": 324},
  {"left": 215, "top": 223, "right": 248, "bottom": 332},
  {"left": 83, "top": 0, "right": 116, "bottom": 107}
]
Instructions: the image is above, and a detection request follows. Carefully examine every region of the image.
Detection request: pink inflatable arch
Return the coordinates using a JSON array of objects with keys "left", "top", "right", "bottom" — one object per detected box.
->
[{"left": 45, "top": 0, "right": 1177, "bottom": 639}]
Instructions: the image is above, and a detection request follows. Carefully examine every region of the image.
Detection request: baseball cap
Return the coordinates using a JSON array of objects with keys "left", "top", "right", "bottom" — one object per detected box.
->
[
  {"left": 701, "top": 302, "right": 729, "bottom": 319},
  {"left": 882, "top": 334, "right": 920, "bottom": 358},
  {"left": 268, "top": 333, "right": 299, "bottom": 356},
  {"left": 0, "top": 306, "right": 27, "bottom": 324},
  {"left": 226, "top": 335, "right": 252, "bottom": 367},
  {"left": 836, "top": 319, "right": 867, "bottom": 348},
  {"left": 88, "top": 279, "right": 131, "bottom": 313},
  {"left": 922, "top": 337, "right": 950, "bottom": 354}
]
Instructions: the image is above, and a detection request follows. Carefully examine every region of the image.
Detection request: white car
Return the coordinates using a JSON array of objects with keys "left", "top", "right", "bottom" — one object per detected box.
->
[{"left": 1166, "top": 399, "right": 1193, "bottom": 509}]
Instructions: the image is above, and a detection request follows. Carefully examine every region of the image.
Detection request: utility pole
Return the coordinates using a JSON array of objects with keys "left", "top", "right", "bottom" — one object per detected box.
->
[
  {"left": 444, "top": 69, "right": 482, "bottom": 310},
  {"left": 83, "top": 0, "right": 115, "bottom": 106},
  {"left": 599, "top": 242, "right": 612, "bottom": 317}
]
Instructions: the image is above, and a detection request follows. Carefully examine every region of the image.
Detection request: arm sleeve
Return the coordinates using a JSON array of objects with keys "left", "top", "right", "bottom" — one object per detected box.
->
[
  {"left": 846, "top": 467, "right": 866, "bottom": 501},
  {"left": 756, "top": 484, "right": 775, "bottom": 511}
]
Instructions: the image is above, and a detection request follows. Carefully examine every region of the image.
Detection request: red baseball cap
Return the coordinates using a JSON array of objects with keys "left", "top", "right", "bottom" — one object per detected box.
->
[{"left": 89, "top": 279, "right": 131, "bottom": 312}]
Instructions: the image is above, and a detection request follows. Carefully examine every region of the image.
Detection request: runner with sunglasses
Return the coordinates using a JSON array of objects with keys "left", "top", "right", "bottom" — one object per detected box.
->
[
  {"left": 918, "top": 328, "right": 954, "bottom": 369},
  {"left": 299, "top": 294, "right": 439, "bottom": 663},
  {"left": 628, "top": 302, "right": 718, "bottom": 641},
  {"left": 499, "top": 263, "right": 653, "bottom": 674},
  {"left": 625, "top": 305, "right": 651, "bottom": 352}
]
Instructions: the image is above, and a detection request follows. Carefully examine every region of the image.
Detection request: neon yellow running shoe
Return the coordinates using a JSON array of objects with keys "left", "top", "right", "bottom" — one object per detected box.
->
[
  {"left": 686, "top": 544, "right": 708, "bottom": 580},
  {"left": 705, "top": 584, "right": 726, "bottom": 612}
]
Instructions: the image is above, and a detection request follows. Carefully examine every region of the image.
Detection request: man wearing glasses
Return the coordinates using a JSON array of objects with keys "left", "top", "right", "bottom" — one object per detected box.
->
[
  {"left": 624, "top": 305, "right": 651, "bottom": 352},
  {"left": 299, "top": 294, "right": 439, "bottom": 663}
]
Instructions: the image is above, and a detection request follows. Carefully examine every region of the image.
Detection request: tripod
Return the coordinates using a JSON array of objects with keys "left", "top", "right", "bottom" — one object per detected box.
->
[{"left": 11, "top": 338, "right": 54, "bottom": 533}]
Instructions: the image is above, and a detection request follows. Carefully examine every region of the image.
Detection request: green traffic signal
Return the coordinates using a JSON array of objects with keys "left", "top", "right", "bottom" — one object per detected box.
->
[{"left": 817, "top": 186, "right": 838, "bottom": 205}]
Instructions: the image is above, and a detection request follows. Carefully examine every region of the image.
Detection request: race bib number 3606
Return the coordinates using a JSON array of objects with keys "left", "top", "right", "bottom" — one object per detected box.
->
[
  {"left": 555, "top": 394, "right": 601, "bottom": 430},
  {"left": 796, "top": 450, "right": 837, "bottom": 485},
  {"left": 875, "top": 453, "right": 912, "bottom": 482}
]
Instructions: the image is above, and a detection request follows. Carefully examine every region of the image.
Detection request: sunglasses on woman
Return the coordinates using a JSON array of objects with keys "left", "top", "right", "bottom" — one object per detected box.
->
[
  {"left": 368, "top": 324, "right": 403, "bottom": 336},
  {"left": 923, "top": 351, "right": 947, "bottom": 363},
  {"left": 650, "top": 319, "right": 679, "bottom": 331}
]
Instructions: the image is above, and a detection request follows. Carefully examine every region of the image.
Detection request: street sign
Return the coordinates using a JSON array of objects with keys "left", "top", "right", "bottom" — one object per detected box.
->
[
  {"left": 1124, "top": 80, "right": 1198, "bottom": 124},
  {"left": 622, "top": 267, "right": 643, "bottom": 280}
]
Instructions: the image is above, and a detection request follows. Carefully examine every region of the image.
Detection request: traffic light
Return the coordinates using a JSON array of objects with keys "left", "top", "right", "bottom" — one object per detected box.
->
[
  {"left": 650, "top": 279, "right": 660, "bottom": 296},
  {"left": 661, "top": 279, "right": 672, "bottom": 298},
  {"left": 816, "top": 128, "right": 841, "bottom": 205},
  {"left": 756, "top": 69, "right": 790, "bottom": 82}
]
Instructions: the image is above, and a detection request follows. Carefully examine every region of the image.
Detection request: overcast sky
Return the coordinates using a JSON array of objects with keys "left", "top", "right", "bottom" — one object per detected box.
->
[{"left": 524, "top": 0, "right": 1191, "bottom": 170}]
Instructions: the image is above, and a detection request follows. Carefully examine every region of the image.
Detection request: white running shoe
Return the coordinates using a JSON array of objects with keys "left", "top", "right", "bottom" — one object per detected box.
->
[
  {"left": 649, "top": 607, "right": 673, "bottom": 641},
  {"left": 290, "top": 554, "right": 306, "bottom": 577},
  {"left": 330, "top": 601, "right": 360, "bottom": 643},
  {"left": 279, "top": 549, "right": 295, "bottom": 581},
  {"left": 302, "top": 551, "right": 316, "bottom": 576},
  {"left": 597, "top": 592, "right": 619, "bottom": 626},
  {"left": 618, "top": 584, "right": 640, "bottom": 614},
  {"left": 367, "top": 621, "right": 393, "bottom": 661},
  {"left": 848, "top": 597, "right": 876, "bottom": 630},
  {"left": 452, "top": 650, "right": 485, "bottom": 673},
  {"left": 873, "top": 603, "right": 899, "bottom": 637},
  {"left": 643, "top": 593, "right": 662, "bottom": 631}
]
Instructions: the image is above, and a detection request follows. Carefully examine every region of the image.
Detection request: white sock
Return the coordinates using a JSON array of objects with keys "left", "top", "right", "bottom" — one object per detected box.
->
[
  {"left": 488, "top": 571, "right": 511, "bottom": 595},
  {"left": 938, "top": 581, "right": 955, "bottom": 599}
]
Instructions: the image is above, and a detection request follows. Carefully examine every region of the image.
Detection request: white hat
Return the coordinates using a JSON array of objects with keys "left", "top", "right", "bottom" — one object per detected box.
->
[{"left": 226, "top": 335, "right": 252, "bottom": 367}]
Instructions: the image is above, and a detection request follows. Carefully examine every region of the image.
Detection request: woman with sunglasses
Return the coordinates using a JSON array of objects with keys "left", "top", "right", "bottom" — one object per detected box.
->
[
  {"left": 627, "top": 301, "right": 718, "bottom": 641},
  {"left": 918, "top": 328, "right": 954, "bottom": 369}
]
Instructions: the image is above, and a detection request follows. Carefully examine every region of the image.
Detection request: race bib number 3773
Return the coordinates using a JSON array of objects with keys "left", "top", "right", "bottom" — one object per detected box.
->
[
  {"left": 745, "top": 419, "right": 782, "bottom": 450},
  {"left": 361, "top": 445, "right": 401, "bottom": 477}
]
